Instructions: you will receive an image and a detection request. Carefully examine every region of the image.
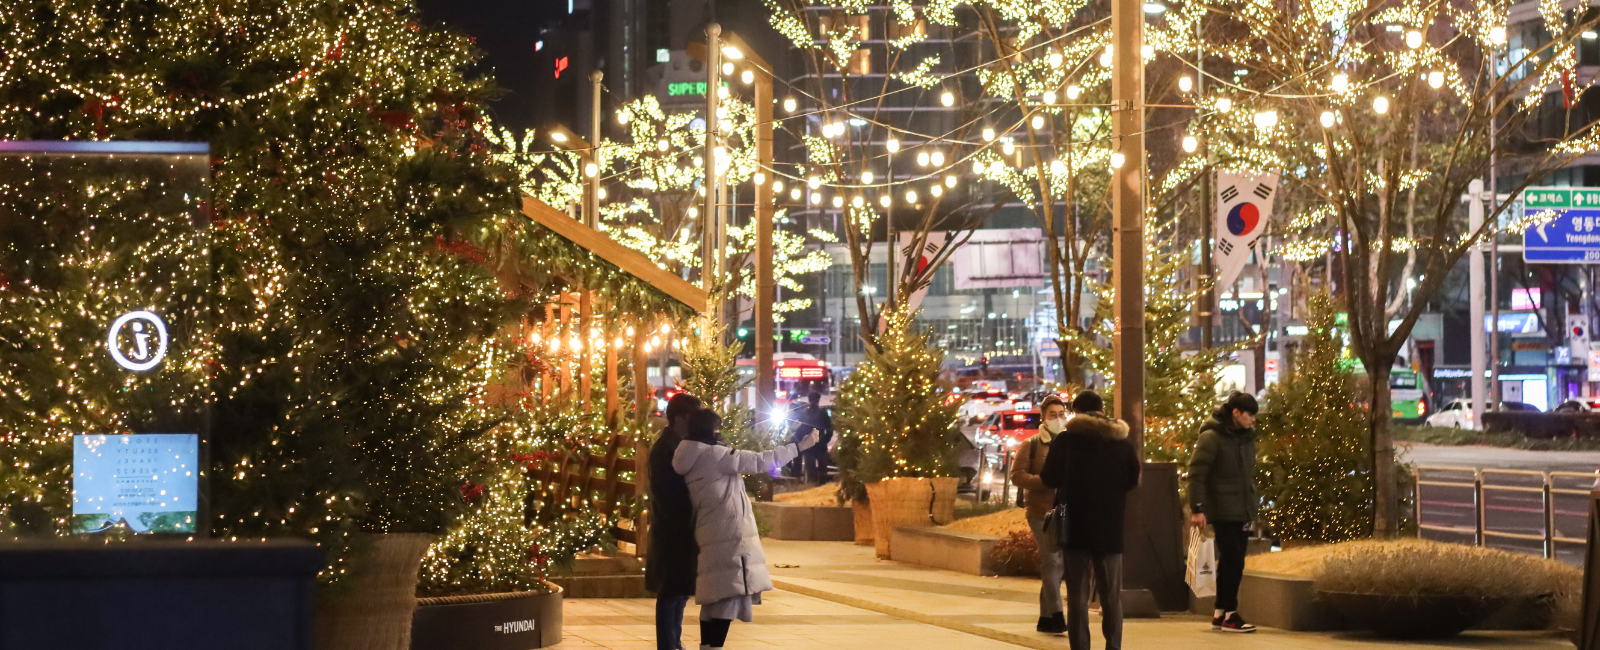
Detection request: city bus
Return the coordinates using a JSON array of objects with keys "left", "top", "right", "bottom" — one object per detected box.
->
[
  {"left": 1390, "top": 368, "right": 1427, "bottom": 420},
  {"left": 736, "top": 353, "right": 834, "bottom": 406}
]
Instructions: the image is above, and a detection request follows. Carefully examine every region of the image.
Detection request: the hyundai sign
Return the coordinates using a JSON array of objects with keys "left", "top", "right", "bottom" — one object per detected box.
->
[{"left": 1521, "top": 187, "right": 1600, "bottom": 263}]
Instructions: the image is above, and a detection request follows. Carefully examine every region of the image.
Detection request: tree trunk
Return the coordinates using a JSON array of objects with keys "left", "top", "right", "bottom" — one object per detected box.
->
[{"left": 1365, "top": 362, "right": 1399, "bottom": 538}]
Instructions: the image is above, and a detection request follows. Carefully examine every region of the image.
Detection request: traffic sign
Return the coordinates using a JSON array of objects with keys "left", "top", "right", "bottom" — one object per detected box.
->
[
  {"left": 799, "top": 335, "right": 831, "bottom": 345},
  {"left": 1521, "top": 187, "right": 1600, "bottom": 263}
]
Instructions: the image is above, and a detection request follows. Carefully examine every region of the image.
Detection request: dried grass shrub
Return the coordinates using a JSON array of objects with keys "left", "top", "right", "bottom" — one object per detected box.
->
[{"left": 1313, "top": 539, "right": 1578, "bottom": 601}]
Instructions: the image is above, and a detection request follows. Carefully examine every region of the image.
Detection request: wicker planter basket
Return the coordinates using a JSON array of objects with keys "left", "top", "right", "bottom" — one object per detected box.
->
[
  {"left": 864, "top": 477, "right": 959, "bottom": 558},
  {"left": 852, "top": 500, "right": 874, "bottom": 545},
  {"left": 317, "top": 533, "right": 436, "bottom": 650}
]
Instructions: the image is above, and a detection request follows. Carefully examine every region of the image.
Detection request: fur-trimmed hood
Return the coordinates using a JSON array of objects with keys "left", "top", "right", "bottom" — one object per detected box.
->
[{"left": 1063, "top": 412, "right": 1129, "bottom": 440}]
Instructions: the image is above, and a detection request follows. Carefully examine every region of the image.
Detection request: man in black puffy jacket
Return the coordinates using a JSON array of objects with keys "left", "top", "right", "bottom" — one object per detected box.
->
[
  {"left": 1187, "top": 392, "right": 1260, "bottom": 633},
  {"left": 1040, "top": 390, "right": 1140, "bottom": 650}
]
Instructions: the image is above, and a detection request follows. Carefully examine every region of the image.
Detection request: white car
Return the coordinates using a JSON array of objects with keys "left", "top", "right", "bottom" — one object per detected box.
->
[{"left": 1425, "top": 398, "right": 1477, "bottom": 429}]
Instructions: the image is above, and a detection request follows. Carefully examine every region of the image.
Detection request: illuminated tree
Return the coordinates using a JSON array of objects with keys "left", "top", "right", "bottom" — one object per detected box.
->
[
  {"left": 833, "top": 304, "right": 963, "bottom": 500},
  {"left": 1175, "top": 0, "right": 1600, "bottom": 535},
  {"left": 1256, "top": 292, "right": 1373, "bottom": 543}
]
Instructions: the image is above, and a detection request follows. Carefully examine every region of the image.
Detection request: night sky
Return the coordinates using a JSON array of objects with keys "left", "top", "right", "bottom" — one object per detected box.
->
[{"left": 414, "top": 0, "right": 562, "bottom": 131}]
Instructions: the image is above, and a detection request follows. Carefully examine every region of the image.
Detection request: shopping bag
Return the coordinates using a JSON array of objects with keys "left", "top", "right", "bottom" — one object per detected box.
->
[{"left": 1185, "top": 526, "right": 1217, "bottom": 598}]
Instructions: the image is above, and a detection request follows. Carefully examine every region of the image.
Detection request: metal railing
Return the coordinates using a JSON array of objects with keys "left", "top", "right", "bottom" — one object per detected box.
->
[{"left": 1413, "top": 465, "right": 1591, "bottom": 558}]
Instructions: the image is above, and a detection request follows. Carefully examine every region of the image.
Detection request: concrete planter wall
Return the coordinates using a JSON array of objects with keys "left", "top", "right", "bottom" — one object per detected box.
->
[
  {"left": 889, "top": 526, "right": 1017, "bottom": 576},
  {"left": 1229, "top": 569, "right": 1554, "bottom": 632},
  {"left": 410, "top": 583, "right": 563, "bottom": 650},
  {"left": 754, "top": 502, "right": 854, "bottom": 541}
]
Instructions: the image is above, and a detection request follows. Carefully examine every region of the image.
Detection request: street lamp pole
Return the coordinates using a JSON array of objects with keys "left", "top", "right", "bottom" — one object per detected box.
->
[
  {"left": 704, "top": 24, "right": 722, "bottom": 298},
  {"left": 1111, "top": 0, "right": 1145, "bottom": 448}
]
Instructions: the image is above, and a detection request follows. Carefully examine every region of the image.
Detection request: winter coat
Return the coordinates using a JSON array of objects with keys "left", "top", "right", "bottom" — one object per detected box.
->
[
  {"left": 645, "top": 430, "right": 697, "bottom": 596},
  {"left": 672, "top": 439, "right": 802, "bottom": 604},
  {"left": 1039, "top": 413, "right": 1140, "bottom": 554},
  {"left": 1187, "top": 415, "right": 1259, "bottom": 523},
  {"left": 1009, "top": 430, "right": 1057, "bottom": 520}
]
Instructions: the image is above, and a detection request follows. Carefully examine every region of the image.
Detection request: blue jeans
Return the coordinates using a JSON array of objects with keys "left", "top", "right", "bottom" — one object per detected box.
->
[{"left": 656, "top": 594, "right": 689, "bottom": 650}]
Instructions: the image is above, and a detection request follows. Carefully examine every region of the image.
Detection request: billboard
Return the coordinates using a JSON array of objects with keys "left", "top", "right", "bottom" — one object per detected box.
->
[{"left": 72, "top": 434, "right": 199, "bottom": 534}]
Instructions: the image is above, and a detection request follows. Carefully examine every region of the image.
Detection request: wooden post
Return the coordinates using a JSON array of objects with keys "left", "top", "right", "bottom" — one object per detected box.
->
[
  {"left": 753, "top": 52, "right": 776, "bottom": 421},
  {"left": 541, "top": 304, "right": 556, "bottom": 402},
  {"left": 558, "top": 302, "right": 572, "bottom": 396},
  {"left": 580, "top": 291, "right": 594, "bottom": 406},
  {"left": 633, "top": 324, "right": 650, "bottom": 422},
  {"left": 606, "top": 326, "right": 621, "bottom": 423}
]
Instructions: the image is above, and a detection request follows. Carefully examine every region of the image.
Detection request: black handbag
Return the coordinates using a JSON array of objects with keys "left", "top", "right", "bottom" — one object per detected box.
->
[{"left": 1042, "top": 501, "right": 1069, "bottom": 549}]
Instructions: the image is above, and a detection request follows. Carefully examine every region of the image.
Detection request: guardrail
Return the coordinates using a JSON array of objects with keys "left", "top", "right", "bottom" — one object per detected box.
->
[{"left": 1413, "top": 465, "right": 1591, "bottom": 558}]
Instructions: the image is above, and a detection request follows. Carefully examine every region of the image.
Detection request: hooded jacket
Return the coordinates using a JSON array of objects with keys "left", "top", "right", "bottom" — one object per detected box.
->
[
  {"left": 1039, "top": 412, "right": 1141, "bottom": 554},
  {"left": 672, "top": 439, "right": 802, "bottom": 604},
  {"left": 1187, "top": 413, "right": 1258, "bottom": 523}
]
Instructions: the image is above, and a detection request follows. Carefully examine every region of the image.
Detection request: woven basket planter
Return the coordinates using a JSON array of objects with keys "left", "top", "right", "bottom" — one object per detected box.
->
[
  {"left": 317, "top": 533, "right": 435, "bottom": 650},
  {"left": 864, "top": 477, "right": 959, "bottom": 558},
  {"left": 852, "top": 499, "right": 874, "bottom": 545}
]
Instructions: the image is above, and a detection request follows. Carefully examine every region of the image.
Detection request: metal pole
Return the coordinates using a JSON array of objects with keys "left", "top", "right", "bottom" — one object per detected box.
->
[
  {"left": 1413, "top": 465, "right": 1422, "bottom": 537},
  {"left": 1544, "top": 473, "right": 1555, "bottom": 558},
  {"left": 1468, "top": 179, "right": 1487, "bottom": 428},
  {"left": 754, "top": 63, "right": 776, "bottom": 418},
  {"left": 588, "top": 70, "right": 603, "bottom": 229},
  {"left": 703, "top": 23, "right": 721, "bottom": 296},
  {"left": 1111, "top": 0, "right": 1146, "bottom": 449},
  {"left": 1474, "top": 469, "right": 1486, "bottom": 546}
]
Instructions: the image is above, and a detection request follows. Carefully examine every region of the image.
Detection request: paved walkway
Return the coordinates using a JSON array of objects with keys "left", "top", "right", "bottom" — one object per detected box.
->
[{"left": 556, "top": 539, "right": 1571, "bottom": 650}]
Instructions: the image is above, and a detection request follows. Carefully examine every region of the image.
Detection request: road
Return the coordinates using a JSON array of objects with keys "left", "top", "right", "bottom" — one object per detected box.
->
[{"left": 1399, "top": 442, "right": 1596, "bottom": 565}]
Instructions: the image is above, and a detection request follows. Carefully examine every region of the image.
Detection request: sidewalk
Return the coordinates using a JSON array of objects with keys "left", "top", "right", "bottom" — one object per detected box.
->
[{"left": 556, "top": 539, "right": 1571, "bottom": 650}]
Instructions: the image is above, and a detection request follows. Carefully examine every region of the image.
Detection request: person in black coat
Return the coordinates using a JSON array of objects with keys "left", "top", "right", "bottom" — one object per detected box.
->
[
  {"left": 647, "top": 393, "right": 703, "bottom": 650},
  {"left": 1039, "top": 390, "right": 1140, "bottom": 650}
]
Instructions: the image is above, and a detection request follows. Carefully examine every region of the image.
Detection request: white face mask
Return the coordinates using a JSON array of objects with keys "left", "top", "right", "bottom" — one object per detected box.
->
[{"left": 1043, "top": 417, "right": 1067, "bottom": 433}]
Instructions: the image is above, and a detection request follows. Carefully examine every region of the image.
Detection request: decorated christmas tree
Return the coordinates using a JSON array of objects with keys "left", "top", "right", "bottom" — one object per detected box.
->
[
  {"left": 0, "top": 0, "right": 528, "bottom": 581},
  {"left": 677, "top": 316, "right": 761, "bottom": 451},
  {"left": 1255, "top": 292, "right": 1373, "bottom": 543},
  {"left": 833, "top": 304, "right": 962, "bottom": 501}
]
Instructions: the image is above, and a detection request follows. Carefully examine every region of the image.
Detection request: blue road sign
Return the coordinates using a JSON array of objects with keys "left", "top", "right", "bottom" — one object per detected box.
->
[
  {"left": 1522, "top": 188, "right": 1600, "bottom": 263},
  {"left": 799, "top": 335, "right": 831, "bottom": 345}
]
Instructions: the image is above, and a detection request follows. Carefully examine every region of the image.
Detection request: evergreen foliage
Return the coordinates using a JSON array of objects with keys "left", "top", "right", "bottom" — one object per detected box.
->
[
  {"left": 833, "top": 304, "right": 962, "bottom": 501},
  {"left": 1069, "top": 216, "right": 1236, "bottom": 464},
  {"left": 677, "top": 316, "right": 761, "bottom": 451},
  {"left": 0, "top": 0, "right": 524, "bottom": 581},
  {"left": 1255, "top": 293, "right": 1373, "bottom": 543}
]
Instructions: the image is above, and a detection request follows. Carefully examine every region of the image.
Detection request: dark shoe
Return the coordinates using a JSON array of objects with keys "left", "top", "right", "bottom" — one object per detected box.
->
[
  {"left": 1037, "top": 613, "right": 1068, "bottom": 634},
  {"left": 1214, "top": 611, "right": 1257, "bottom": 633}
]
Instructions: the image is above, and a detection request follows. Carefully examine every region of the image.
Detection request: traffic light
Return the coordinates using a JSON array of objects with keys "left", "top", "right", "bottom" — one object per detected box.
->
[{"left": 737, "top": 327, "right": 749, "bottom": 338}]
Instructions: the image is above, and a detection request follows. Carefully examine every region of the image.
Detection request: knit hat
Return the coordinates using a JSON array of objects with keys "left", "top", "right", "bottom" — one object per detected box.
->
[{"left": 1071, "top": 390, "right": 1104, "bottom": 414}]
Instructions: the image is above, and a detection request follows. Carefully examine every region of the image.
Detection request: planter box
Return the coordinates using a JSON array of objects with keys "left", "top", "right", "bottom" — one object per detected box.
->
[
  {"left": 412, "top": 584, "right": 563, "bottom": 650},
  {"left": 0, "top": 540, "right": 320, "bottom": 650},
  {"left": 754, "top": 502, "right": 854, "bottom": 541},
  {"left": 890, "top": 526, "right": 1010, "bottom": 576},
  {"left": 1238, "top": 570, "right": 1347, "bottom": 631},
  {"left": 1232, "top": 569, "right": 1549, "bottom": 632}
]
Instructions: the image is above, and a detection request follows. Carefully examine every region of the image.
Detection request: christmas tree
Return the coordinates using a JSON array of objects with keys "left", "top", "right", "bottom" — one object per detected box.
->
[
  {"left": 833, "top": 303, "right": 962, "bottom": 501},
  {"left": 1255, "top": 292, "right": 1373, "bottom": 543},
  {"left": 677, "top": 316, "right": 761, "bottom": 451},
  {"left": 0, "top": 0, "right": 527, "bottom": 581}
]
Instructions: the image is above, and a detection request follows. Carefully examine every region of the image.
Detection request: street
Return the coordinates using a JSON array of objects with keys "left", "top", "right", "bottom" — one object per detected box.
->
[{"left": 1401, "top": 443, "right": 1597, "bottom": 565}]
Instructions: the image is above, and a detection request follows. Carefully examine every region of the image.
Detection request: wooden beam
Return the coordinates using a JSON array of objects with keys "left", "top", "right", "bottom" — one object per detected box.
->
[
  {"left": 520, "top": 196, "right": 708, "bottom": 313},
  {"left": 580, "top": 291, "right": 593, "bottom": 406}
]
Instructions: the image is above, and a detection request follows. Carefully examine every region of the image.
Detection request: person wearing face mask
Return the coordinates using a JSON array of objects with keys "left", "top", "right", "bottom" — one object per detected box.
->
[
  {"left": 1187, "top": 392, "right": 1261, "bottom": 633},
  {"left": 1010, "top": 394, "right": 1070, "bottom": 634}
]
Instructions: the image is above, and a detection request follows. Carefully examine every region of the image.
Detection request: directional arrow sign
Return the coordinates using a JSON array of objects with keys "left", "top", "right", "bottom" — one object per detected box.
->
[
  {"left": 1521, "top": 187, "right": 1600, "bottom": 263},
  {"left": 799, "top": 335, "right": 831, "bottom": 345}
]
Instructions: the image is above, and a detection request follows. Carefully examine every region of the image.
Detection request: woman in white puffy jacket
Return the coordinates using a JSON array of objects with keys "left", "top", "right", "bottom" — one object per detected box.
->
[{"left": 672, "top": 408, "right": 818, "bottom": 650}]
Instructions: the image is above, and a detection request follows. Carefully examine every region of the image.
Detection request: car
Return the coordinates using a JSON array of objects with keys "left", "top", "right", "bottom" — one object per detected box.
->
[
  {"left": 1425, "top": 398, "right": 1545, "bottom": 428},
  {"left": 980, "top": 408, "right": 1042, "bottom": 446},
  {"left": 1554, "top": 399, "right": 1595, "bottom": 413},
  {"left": 1426, "top": 398, "right": 1476, "bottom": 429},
  {"left": 959, "top": 390, "right": 1012, "bottom": 425}
]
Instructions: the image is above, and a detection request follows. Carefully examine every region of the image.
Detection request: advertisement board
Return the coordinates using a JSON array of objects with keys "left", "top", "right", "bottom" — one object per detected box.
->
[{"left": 72, "top": 433, "right": 199, "bottom": 534}]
